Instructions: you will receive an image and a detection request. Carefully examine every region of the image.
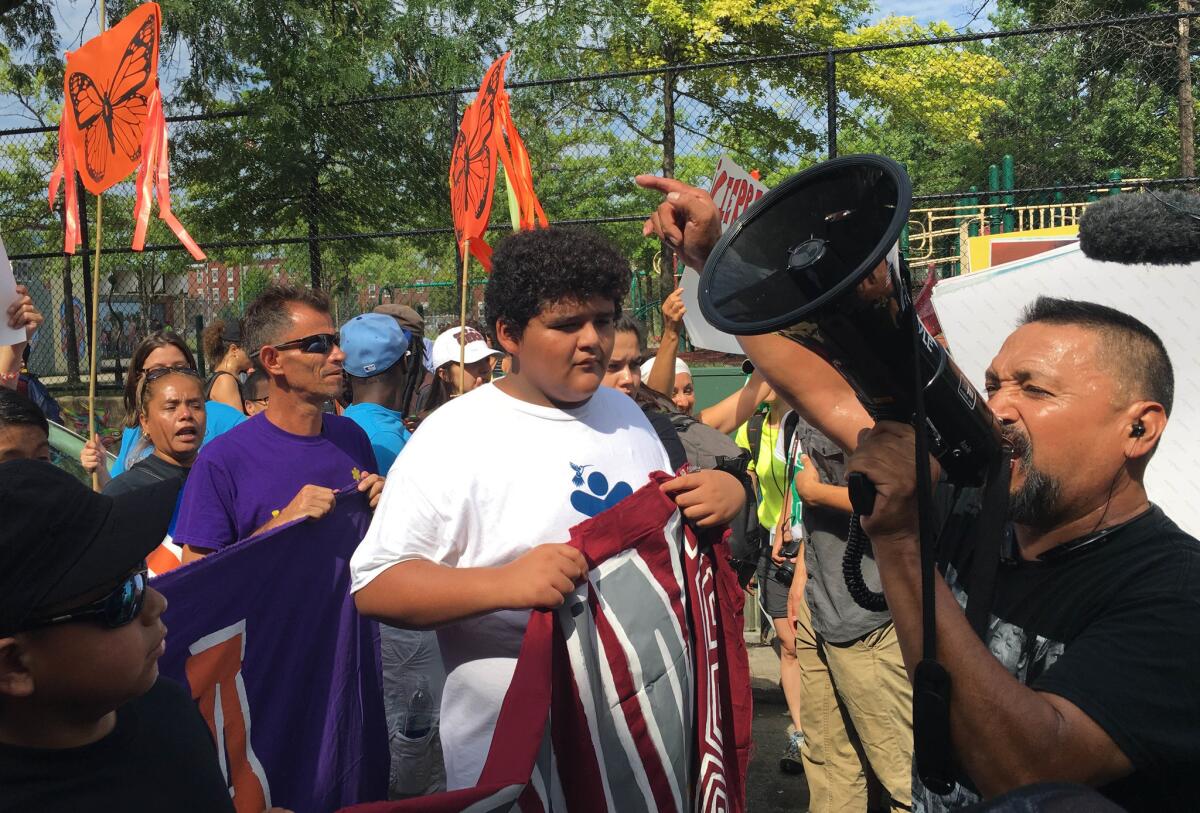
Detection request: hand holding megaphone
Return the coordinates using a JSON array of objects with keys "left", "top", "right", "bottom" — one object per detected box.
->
[{"left": 846, "top": 422, "right": 944, "bottom": 536}]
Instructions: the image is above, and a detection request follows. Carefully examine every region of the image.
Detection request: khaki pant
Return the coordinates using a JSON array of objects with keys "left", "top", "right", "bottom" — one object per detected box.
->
[{"left": 795, "top": 597, "right": 913, "bottom": 812}]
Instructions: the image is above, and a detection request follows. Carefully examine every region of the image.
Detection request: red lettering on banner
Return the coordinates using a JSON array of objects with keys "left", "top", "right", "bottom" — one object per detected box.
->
[
  {"left": 711, "top": 170, "right": 728, "bottom": 205},
  {"left": 715, "top": 181, "right": 734, "bottom": 224},
  {"left": 186, "top": 621, "right": 271, "bottom": 812}
]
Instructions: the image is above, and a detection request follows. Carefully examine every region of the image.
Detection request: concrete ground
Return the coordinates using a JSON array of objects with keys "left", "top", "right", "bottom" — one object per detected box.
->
[{"left": 746, "top": 640, "right": 810, "bottom": 812}]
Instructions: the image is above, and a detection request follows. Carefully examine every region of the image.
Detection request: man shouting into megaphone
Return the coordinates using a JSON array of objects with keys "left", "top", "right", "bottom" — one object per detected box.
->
[{"left": 637, "top": 174, "right": 1200, "bottom": 812}]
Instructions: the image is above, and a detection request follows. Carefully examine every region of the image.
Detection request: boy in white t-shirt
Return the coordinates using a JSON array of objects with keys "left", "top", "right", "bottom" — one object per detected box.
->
[{"left": 351, "top": 227, "right": 744, "bottom": 789}]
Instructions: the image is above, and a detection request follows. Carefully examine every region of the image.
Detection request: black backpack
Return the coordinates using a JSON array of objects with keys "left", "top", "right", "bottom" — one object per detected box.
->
[{"left": 666, "top": 411, "right": 764, "bottom": 586}]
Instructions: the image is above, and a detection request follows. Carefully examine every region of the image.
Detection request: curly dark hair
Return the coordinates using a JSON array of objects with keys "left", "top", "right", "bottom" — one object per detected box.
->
[
  {"left": 242, "top": 284, "right": 331, "bottom": 359},
  {"left": 484, "top": 228, "right": 630, "bottom": 340}
]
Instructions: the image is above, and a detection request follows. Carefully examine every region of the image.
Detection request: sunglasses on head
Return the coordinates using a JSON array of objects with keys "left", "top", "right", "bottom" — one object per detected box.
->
[
  {"left": 140, "top": 362, "right": 195, "bottom": 376},
  {"left": 141, "top": 365, "right": 201, "bottom": 385},
  {"left": 22, "top": 568, "right": 149, "bottom": 632},
  {"left": 271, "top": 332, "right": 340, "bottom": 355}
]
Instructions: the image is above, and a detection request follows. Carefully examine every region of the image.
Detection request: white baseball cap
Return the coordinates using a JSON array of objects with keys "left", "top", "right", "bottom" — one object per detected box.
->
[
  {"left": 640, "top": 356, "right": 691, "bottom": 380},
  {"left": 431, "top": 326, "right": 502, "bottom": 370}
]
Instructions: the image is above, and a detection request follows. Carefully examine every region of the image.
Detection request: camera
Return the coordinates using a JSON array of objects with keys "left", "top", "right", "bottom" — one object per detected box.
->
[{"left": 772, "top": 535, "right": 802, "bottom": 587}]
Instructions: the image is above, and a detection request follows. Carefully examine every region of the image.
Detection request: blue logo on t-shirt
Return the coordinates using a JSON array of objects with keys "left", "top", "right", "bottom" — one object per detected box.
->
[{"left": 569, "top": 463, "right": 632, "bottom": 517}]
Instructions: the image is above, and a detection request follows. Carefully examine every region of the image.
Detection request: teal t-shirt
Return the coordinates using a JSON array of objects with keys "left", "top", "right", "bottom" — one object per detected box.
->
[{"left": 342, "top": 402, "right": 411, "bottom": 475}]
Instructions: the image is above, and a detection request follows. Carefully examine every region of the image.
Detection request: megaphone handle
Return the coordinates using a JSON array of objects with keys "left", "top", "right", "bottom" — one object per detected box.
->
[{"left": 848, "top": 471, "right": 877, "bottom": 515}]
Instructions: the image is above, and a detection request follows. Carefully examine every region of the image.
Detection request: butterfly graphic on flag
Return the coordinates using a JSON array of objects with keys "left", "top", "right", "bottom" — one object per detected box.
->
[
  {"left": 49, "top": 2, "right": 205, "bottom": 261},
  {"left": 448, "top": 53, "right": 548, "bottom": 272},
  {"left": 68, "top": 12, "right": 155, "bottom": 190}
]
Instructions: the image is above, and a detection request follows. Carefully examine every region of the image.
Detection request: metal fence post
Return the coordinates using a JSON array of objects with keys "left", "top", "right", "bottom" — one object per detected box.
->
[
  {"left": 194, "top": 314, "right": 206, "bottom": 379},
  {"left": 826, "top": 49, "right": 838, "bottom": 159},
  {"left": 306, "top": 166, "right": 322, "bottom": 290}
]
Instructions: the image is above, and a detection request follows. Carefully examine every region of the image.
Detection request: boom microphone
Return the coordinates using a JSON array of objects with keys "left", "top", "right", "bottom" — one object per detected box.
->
[{"left": 1079, "top": 190, "right": 1200, "bottom": 265}]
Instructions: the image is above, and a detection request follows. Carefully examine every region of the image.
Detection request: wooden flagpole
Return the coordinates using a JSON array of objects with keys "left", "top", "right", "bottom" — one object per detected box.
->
[
  {"left": 87, "top": 1, "right": 106, "bottom": 491},
  {"left": 458, "top": 241, "right": 470, "bottom": 394},
  {"left": 86, "top": 1, "right": 107, "bottom": 491}
]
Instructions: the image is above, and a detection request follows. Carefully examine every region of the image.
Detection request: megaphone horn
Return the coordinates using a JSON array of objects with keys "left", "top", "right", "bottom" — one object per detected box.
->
[{"left": 698, "top": 154, "right": 1000, "bottom": 489}]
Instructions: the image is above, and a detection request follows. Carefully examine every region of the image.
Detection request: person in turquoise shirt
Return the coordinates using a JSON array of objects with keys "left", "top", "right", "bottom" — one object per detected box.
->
[{"left": 340, "top": 312, "right": 412, "bottom": 475}]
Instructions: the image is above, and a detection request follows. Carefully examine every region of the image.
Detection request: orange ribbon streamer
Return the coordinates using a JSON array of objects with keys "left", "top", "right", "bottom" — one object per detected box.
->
[
  {"left": 448, "top": 53, "right": 548, "bottom": 272},
  {"left": 494, "top": 92, "right": 548, "bottom": 232},
  {"left": 132, "top": 87, "right": 205, "bottom": 260},
  {"left": 48, "top": 120, "right": 81, "bottom": 253}
]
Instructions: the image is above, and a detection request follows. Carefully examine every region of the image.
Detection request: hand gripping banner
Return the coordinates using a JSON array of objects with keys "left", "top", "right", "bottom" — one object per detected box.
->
[
  {"left": 48, "top": 2, "right": 205, "bottom": 260},
  {"left": 343, "top": 474, "right": 751, "bottom": 813},
  {"left": 152, "top": 486, "right": 388, "bottom": 812}
]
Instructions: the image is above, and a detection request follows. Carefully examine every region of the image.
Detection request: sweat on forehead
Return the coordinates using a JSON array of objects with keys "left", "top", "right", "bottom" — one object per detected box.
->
[
  {"left": 1015, "top": 297, "right": 1174, "bottom": 416},
  {"left": 139, "top": 369, "right": 203, "bottom": 411}
]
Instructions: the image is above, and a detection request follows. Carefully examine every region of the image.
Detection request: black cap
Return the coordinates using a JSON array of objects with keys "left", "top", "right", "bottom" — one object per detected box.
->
[
  {"left": 0, "top": 461, "right": 180, "bottom": 634},
  {"left": 221, "top": 319, "right": 243, "bottom": 343},
  {"left": 372, "top": 304, "right": 424, "bottom": 338}
]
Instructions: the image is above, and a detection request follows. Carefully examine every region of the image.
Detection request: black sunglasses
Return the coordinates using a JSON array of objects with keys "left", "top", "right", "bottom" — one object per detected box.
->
[
  {"left": 142, "top": 365, "right": 201, "bottom": 384},
  {"left": 272, "top": 332, "right": 340, "bottom": 355},
  {"left": 140, "top": 362, "right": 195, "bottom": 377},
  {"left": 22, "top": 569, "right": 149, "bottom": 632}
]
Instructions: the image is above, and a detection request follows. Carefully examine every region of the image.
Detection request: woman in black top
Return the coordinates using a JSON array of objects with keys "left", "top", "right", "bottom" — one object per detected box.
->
[
  {"left": 103, "top": 369, "right": 207, "bottom": 570},
  {"left": 201, "top": 319, "right": 252, "bottom": 413}
]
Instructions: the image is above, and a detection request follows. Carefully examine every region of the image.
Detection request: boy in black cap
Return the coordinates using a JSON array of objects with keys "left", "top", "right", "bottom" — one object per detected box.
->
[
  {"left": 0, "top": 388, "right": 49, "bottom": 463},
  {"left": 0, "top": 461, "right": 235, "bottom": 812}
]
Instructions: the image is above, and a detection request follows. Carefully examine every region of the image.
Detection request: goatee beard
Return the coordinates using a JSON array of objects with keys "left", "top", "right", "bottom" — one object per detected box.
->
[{"left": 1005, "top": 429, "right": 1067, "bottom": 530}]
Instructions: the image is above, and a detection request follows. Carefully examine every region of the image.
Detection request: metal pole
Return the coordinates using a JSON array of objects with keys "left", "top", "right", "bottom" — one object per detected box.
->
[
  {"left": 1002, "top": 154, "right": 1015, "bottom": 232},
  {"left": 826, "top": 50, "right": 838, "bottom": 159},
  {"left": 194, "top": 314, "right": 206, "bottom": 379}
]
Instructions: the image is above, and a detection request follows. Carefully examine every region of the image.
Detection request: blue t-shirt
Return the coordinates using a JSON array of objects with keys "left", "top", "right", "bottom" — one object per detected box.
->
[
  {"left": 172, "top": 412, "right": 378, "bottom": 552},
  {"left": 342, "top": 402, "right": 411, "bottom": 475},
  {"left": 111, "top": 400, "right": 246, "bottom": 476}
]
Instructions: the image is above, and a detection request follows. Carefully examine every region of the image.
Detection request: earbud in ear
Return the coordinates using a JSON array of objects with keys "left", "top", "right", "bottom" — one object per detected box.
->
[{"left": 1130, "top": 421, "right": 1146, "bottom": 438}]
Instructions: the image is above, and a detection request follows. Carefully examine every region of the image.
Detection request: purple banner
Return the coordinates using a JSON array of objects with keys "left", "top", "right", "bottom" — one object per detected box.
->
[{"left": 153, "top": 488, "right": 388, "bottom": 813}]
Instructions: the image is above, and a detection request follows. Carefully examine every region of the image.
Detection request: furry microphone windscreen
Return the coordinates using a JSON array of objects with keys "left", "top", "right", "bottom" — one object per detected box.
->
[{"left": 1079, "top": 190, "right": 1200, "bottom": 265}]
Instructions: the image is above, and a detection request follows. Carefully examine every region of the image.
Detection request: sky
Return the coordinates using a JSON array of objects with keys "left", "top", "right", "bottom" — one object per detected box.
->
[
  {"left": 875, "top": 0, "right": 997, "bottom": 28},
  {"left": 0, "top": 0, "right": 999, "bottom": 131}
]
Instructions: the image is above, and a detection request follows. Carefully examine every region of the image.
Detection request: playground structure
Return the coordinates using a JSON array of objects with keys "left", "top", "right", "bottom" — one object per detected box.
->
[{"left": 902, "top": 155, "right": 1140, "bottom": 277}]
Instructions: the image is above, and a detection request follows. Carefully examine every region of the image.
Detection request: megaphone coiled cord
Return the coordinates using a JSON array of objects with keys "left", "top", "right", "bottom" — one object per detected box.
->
[{"left": 843, "top": 514, "right": 888, "bottom": 612}]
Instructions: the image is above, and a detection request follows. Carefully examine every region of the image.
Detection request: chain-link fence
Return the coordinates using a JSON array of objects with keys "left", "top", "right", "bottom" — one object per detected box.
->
[{"left": 2, "top": 10, "right": 1197, "bottom": 390}]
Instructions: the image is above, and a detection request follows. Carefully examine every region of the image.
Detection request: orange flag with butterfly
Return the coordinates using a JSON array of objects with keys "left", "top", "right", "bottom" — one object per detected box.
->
[
  {"left": 449, "top": 53, "right": 548, "bottom": 271},
  {"left": 48, "top": 2, "right": 205, "bottom": 261}
]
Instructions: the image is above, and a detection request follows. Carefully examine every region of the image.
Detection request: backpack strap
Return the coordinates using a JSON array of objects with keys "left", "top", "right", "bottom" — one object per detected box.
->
[{"left": 746, "top": 409, "right": 767, "bottom": 465}]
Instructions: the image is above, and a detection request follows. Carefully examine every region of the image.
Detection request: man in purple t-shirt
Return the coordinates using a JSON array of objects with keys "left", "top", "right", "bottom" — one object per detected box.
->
[{"left": 176, "top": 285, "right": 385, "bottom": 559}]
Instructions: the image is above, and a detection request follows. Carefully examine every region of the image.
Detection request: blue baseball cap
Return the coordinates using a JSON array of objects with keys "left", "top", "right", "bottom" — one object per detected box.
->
[{"left": 340, "top": 313, "right": 410, "bottom": 378}]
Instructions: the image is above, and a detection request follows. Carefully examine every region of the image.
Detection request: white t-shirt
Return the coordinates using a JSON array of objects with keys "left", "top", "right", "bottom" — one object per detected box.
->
[{"left": 350, "top": 383, "right": 671, "bottom": 789}]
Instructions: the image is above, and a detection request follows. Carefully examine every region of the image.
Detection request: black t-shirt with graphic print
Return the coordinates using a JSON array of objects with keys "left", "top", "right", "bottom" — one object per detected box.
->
[{"left": 915, "top": 504, "right": 1200, "bottom": 812}]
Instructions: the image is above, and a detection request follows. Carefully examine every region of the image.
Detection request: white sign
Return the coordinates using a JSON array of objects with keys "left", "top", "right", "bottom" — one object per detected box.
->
[
  {"left": 680, "top": 156, "right": 769, "bottom": 355},
  {"left": 0, "top": 233, "right": 25, "bottom": 347},
  {"left": 710, "top": 155, "right": 768, "bottom": 229},
  {"left": 932, "top": 243, "right": 1200, "bottom": 538}
]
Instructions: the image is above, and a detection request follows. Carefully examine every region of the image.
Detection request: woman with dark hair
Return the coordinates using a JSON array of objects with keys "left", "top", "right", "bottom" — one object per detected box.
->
[
  {"left": 201, "top": 319, "right": 252, "bottom": 413},
  {"left": 416, "top": 326, "right": 501, "bottom": 418},
  {"left": 80, "top": 331, "right": 244, "bottom": 488},
  {"left": 103, "top": 367, "right": 207, "bottom": 575}
]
